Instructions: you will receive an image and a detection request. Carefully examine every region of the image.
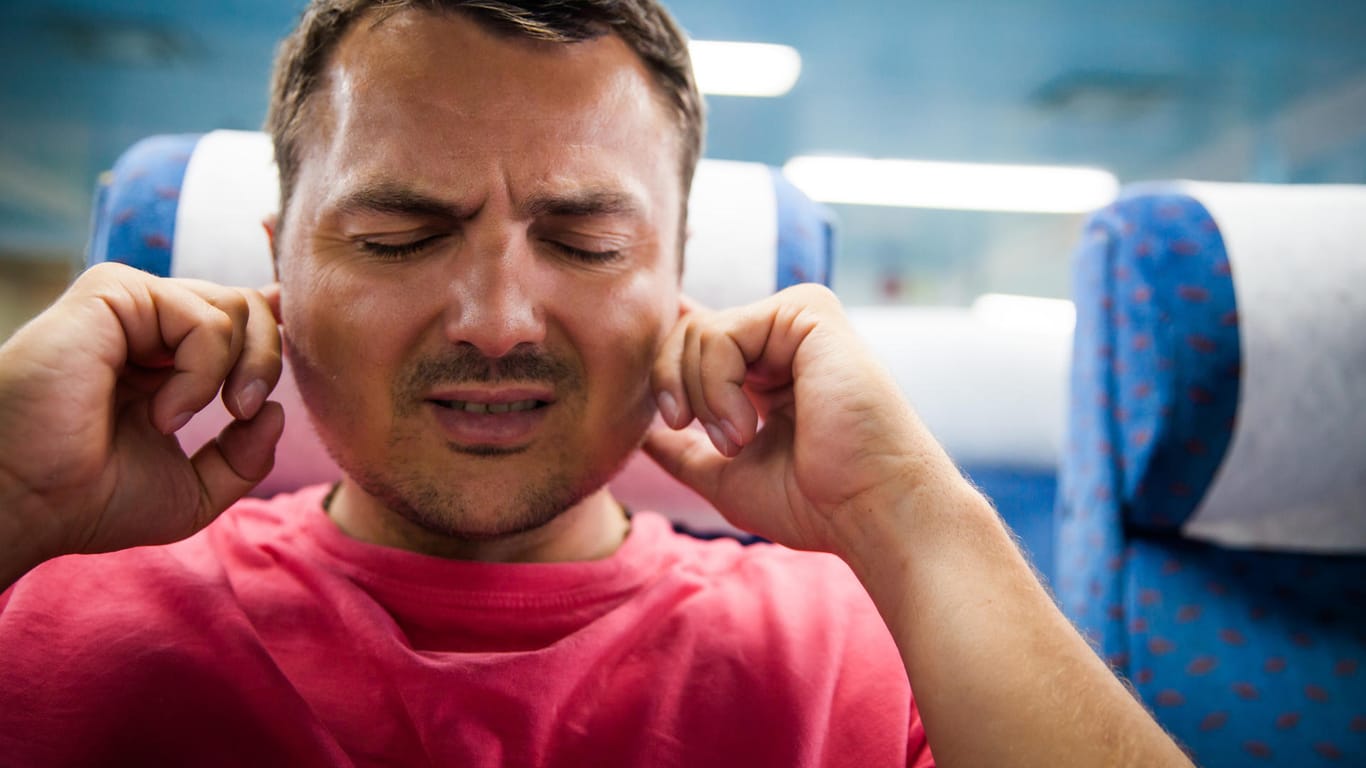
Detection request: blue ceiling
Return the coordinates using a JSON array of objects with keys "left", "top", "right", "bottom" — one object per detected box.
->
[{"left": 3, "top": 0, "right": 1364, "bottom": 302}]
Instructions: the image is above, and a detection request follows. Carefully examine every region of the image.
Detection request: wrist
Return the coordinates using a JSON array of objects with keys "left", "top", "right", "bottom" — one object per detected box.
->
[
  {"left": 0, "top": 468, "right": 65, "bottom": 589},
  {"left": 830, "top": 469, "right": 999, "bottom": 586}
]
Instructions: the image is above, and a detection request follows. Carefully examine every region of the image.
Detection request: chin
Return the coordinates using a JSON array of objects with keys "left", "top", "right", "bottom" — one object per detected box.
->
[{"left": 344, "top": 443, "right": 634, "bottom": 543}]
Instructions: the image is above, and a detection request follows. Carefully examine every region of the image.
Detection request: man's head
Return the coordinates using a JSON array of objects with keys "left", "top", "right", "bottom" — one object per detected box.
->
[
  {"left": 267, "top": 0, "right": 703, "bottom": 241},
  {"left": 263, "top": 1, "right": 703, "bottom": 553}
]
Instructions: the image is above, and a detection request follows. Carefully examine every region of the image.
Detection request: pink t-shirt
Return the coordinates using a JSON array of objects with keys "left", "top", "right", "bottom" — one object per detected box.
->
[{"left": 0, "top": 485, "right": 932, "bottom": 767}]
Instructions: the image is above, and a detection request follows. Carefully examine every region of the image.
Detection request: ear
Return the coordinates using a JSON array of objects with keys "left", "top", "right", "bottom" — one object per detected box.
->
[
  {"left": 680, "top": 223, "right": 693, "bottom": 284},
  {"left": 677, "top": 293, "right": 706, "bottom": 319},
  {"left": 262, "top": 214, "right": 281, "bottom": 282},
  {"left": 259, "top": 282, "right": 283, "bottom": 324},
  {"left": 260, "top": 215, "right": 283, "bottom": 324}
]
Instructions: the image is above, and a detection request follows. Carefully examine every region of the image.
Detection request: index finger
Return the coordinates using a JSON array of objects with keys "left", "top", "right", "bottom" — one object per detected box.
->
[{"left": 180, "top": 282, "right": 280, "bottom": 421}]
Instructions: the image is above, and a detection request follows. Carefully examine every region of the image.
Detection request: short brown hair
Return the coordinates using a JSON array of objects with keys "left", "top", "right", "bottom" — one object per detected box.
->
[{"left": 266, "top": 0, "right": 704, "bottom": 224}]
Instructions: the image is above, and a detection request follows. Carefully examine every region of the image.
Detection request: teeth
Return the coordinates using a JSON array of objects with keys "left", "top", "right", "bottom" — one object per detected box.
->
[{"left": 436, "top": 399, "right": 541, "bottom": 414}]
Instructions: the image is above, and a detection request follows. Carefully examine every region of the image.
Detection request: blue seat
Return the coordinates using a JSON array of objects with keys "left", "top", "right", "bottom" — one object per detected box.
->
[{"left": 1057, "top": 182, "right": 1366, "bottom": 766}]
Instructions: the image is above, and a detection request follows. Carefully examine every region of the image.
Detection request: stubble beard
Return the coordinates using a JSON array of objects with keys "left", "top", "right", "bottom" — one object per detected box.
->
[
  {"left": 299, "top": 342, "right": 648, "bottom": 543},
  {"left": 345, "top": 432, "right": 629, "bottom": 542}
]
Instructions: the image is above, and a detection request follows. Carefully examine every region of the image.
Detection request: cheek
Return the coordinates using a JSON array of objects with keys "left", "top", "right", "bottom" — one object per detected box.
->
[
  {"left": 579, "top": 271, "right": 677, "bottom": 399},
  {"left": 280, "top": 261, "right": 437, "bottom": 399},
  {"left": 285, "top": 257, "right": 400, "bottom": 339}
]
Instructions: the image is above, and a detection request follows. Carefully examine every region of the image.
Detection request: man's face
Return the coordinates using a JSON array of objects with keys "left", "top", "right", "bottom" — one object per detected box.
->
[{"left": 275, "top": 9, "right": 684, "bottom": 540}]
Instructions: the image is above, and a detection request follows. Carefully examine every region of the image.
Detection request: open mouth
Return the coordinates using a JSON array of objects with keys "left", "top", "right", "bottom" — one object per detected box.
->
[{"left": 430, "top": 398, "right": 548, "bottom": 414}]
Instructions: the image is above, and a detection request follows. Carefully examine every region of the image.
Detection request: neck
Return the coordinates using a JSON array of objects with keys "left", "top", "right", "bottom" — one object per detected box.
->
[{"left": 325, "top": 481, "right": 631, "bottom": 563}]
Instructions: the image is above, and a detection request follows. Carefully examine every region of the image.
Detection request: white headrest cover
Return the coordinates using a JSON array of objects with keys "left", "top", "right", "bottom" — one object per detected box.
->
[
  {"left": 848, "top": 306, "right": 1070, "bottom": 470},
  {"left": 1178, "top": 182, "right": 1366, "bottom": 552}
]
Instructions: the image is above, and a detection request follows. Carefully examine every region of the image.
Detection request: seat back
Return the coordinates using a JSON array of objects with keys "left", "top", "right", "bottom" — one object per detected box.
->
[{"left": 1058, "top": 182, "right": 1366, "bottom": 766}]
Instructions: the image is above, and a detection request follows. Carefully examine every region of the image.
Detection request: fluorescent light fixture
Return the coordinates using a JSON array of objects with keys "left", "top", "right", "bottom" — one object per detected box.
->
[
  {"left": 783, "top": 156, "right": 1119, "bottom": 213},
  {"left": 972, "top": 293, "right": 1077, "bottom": 336},
  {"left": 689, "top": 41, "right": 801, "bottom": 97}
]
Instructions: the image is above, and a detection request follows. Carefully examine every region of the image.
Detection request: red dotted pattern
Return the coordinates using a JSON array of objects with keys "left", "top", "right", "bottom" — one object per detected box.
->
[{"left": 1121, "top": 541, "right": 1366, "bottom": 765}]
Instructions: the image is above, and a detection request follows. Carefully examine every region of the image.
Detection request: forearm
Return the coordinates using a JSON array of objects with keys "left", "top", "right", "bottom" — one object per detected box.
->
[{"left": 836, "top": 477, "right": 1191, "bottom": 767}]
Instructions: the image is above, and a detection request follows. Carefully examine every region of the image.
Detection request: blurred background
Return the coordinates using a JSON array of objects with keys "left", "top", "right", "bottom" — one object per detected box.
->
[{"left": 2, "top": 0, "right": 1365, "bottom": 338}]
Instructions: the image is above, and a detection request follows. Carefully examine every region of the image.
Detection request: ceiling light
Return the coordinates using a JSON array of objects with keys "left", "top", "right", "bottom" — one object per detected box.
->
[
  {"left": 689, "top": 41, "right": 802, "bottom": 97},
  {"left": 782, "top": 156, "right": 1119, "bottom": 213}
]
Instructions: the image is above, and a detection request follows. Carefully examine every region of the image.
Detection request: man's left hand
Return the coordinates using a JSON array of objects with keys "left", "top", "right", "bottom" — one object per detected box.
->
[{"left": 644, "top": 284, "right": 960, "bottom": 557}]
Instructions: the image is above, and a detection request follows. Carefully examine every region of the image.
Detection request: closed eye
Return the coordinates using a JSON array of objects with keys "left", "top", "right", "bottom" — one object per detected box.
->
[
  {"left": 548, "top": 241, "right": 621, "bottom": 264},
  {"left": 358, "top": 234, "right": 445, "bottom": 260}
]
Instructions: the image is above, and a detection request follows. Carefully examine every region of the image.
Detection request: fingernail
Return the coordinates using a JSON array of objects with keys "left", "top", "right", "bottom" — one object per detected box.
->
[
  {"left": 720, "top": 419, "right": 743, "bottom": 448},
  {"left": 705, "top": 423, "right": 733, "bottom": 456},
  {"left": 235, "top": 379, "right": 269, "bottom": 419},
  {"left": 166, "top": 411, "right": 194, "bottom": 435},
  {"left": 657, "top": 390, "right": 680, "bottom": 427}
]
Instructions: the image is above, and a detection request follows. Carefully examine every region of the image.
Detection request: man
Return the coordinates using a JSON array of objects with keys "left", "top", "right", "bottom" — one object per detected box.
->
[{"left": 0, "top": 1, "right": 1190, "bottom": 765}]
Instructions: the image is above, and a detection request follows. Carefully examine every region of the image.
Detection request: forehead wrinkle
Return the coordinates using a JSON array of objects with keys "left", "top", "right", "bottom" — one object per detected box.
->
[{"left": 292, "top": 9, "right": 684, "bottom": 251}]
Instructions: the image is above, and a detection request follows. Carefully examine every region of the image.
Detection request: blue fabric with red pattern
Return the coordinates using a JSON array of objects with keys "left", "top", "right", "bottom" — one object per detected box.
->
[
  {"left": 86, "top": 134, "right": 200, "bottom": 276},
  {"left": 1058, "top": 189, "right": 1366, "bottom": 765},
  {"left": 770, "top": 167, "right": 834, "bottom": 290},
  {"left": 1127, "top": 540, "right": 1366, "bottom": 764}
]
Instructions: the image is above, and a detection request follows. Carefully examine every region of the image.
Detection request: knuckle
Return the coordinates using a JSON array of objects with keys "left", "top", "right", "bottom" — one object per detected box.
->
[
  {"left": 195, "top": 285, "right": 244, "bottom": 321},
  {"left": 200, "top": 304, "right": 236, "bottom": 340},
  {"left": 650, "top": 359, "right": 678, "bottom": 385},
  {"left": 79, "top": 261, "right": 141, "bottom": 290},
  {"left": 255, "top": 347, "right": 285, "bottom": 381},
  {"left": 697, "top": 336, "right": 730, "bottom": 372},
  {"left": 682, "top": 326, "right": 704, "bottom": 357},
  {"left": 695, "top": 316, "right": 731, "bottom": 346},
  {"left": 222, "top": 290, "right": 251, "bottom": 322},
  {"left": 243, "top": 289, "right": 275, "bottom": 321},
  {"left": 83, "top": 261, "right": 126, "bottom": 279},
  {"left": 782, "top": 282, "right": 840, "bottom": 309}
]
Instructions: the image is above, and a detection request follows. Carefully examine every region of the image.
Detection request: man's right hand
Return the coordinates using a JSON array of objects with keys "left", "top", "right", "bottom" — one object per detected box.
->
[{"left": 0, "top": 262, "right": 284, "bottom": 588}]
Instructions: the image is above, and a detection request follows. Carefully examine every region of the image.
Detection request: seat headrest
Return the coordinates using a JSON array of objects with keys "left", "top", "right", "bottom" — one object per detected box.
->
[
  {"left": 87, "top": 131, "right": 835, "bottom": 525},
  {"left": 848, "top": 305, "right": 1070, "bottom": 471},
  {"left": 1072, "top": 182, "right": 1366, "bottom": 552}
]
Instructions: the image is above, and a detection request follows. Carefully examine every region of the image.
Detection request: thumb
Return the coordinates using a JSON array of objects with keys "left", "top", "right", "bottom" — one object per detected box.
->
[
  {"left": 642, "top": 425, "right": 727, "bottom": 504},
  {"left": 189, "top": 401, "right": 285, "bottom": 524}
]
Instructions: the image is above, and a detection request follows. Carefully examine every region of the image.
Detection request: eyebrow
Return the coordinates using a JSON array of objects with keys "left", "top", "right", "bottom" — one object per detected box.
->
[
  {"left": 523, "top": 189, "right": 644, "bottom": 219},
  {"left": 330, "top": 183, "right": 645, "bottom": 223},
  {"left": 332, "top": 183, "right": 471, "bottom": 221}
]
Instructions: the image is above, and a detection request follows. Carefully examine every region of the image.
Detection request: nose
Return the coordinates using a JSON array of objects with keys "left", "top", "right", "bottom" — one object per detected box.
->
[{"left": 441, "top": 232, "right": 548, "bottom": 358}]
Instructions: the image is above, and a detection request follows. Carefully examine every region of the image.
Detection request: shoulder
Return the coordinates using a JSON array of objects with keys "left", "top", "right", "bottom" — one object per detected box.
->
[
  {"left": 0, "top": 489, "right": 326, "bottom": 749},
  {"left": 629, "top": 515, "right": 920, "bottom": 763},
  {"left": 640, "top": 513, "right": 900, "bottom": 668},
  {"left": 0, "top": 485, "right": 328, "bottom": 641},
  {"left": 657, "top": 517, "right": 880, "bottom": 614}
]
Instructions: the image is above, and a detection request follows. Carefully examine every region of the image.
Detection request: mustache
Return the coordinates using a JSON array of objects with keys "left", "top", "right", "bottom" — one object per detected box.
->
[{"left": 399, "top": 346, "right": 579, "bottom": 393}]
